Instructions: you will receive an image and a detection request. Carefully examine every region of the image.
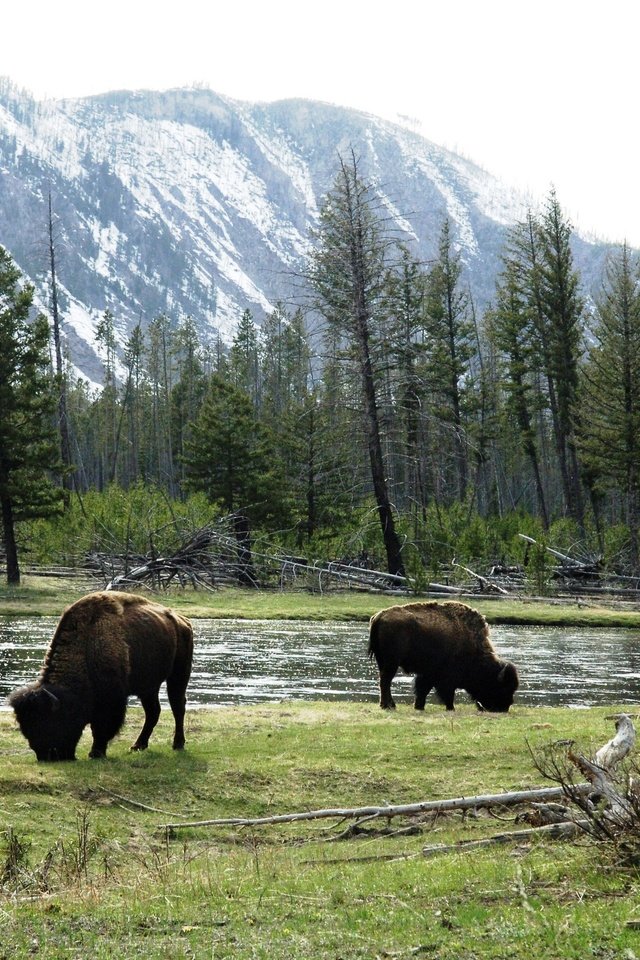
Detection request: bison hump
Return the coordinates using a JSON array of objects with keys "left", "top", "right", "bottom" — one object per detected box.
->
[{"left": 370, "top": 600, "right": 492, "bottom": 654}]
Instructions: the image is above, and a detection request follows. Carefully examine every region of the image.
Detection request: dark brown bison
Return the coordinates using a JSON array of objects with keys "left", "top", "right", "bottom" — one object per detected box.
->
[
  {"left": 8, "top": 591, "right": 193, "bottom": 761},
  {"left": 368, "top": 600, "right": 518, "bottom": 712}
]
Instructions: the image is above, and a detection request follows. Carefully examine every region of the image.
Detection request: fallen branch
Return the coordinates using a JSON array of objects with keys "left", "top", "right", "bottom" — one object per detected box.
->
[
  {"left": 517, "top": 534, "right": 593, "bottom": 569},
  {"left": 595, "top": 713, "right": 637, "bottom": 771},
  {"left": 158, "top": 786, "right": 581, "bottom": 834},
  {"left": 452, "top": 561, "right": 509, "bottom": 595},
  {"left": 423, "top": 821, "right": 586, "bottom": 857},
  {"left": 427, "top": 714, "right": 639, "bottom": 857},
  {"left": 101, "top": 790, "right": 187, "bottom": 818}
]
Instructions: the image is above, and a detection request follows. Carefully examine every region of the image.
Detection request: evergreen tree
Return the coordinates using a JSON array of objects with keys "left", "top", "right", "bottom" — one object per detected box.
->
[
  {"left": 230, "top": 309, "right": 260, "bottom": 407},
  {"left": 537, "top": 190, "right": 586, "bottom": 529},
  {"left": 121, "top": 322, "right": 146, "bottom": 486},
  {"left": 423, "top": 219, "right": 475, "bottom": 502},
  {"left": 381, "top": 246, "right": 429, "bottom": 515},
  {"left": 580, "top": 244, "right": 640, "bottom": 570},
  {"left": 146, "top": 313, "right": 176, "bottom": 492},
  {"left": 489, "top": 223, "right": 550, "bottom": 527},
  {"left": 94, "top": 308, "right": 118, "bottom": 487},
  {"left": 170, "top": 316, "right": 207, "bottom": 486},
  {"left": 47, "top": 192, "right": 73, "bottom": 500},
  {"left": 0, "top": 246, "right": 63, "bottom": 583},
  {"left": 182, "top": 374, "right": 285, "bottom": 526},
  {"left": 308, "top": 152, "right": 405, "bottom": 577}
]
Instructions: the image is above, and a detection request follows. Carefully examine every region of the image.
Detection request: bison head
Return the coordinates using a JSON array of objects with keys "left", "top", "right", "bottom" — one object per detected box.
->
[
  {"left": 8, "top": 684, "right": 86, "bottom": 761},
  {"left": 474, "top": 660, "right": 519, "bottom": 713}
]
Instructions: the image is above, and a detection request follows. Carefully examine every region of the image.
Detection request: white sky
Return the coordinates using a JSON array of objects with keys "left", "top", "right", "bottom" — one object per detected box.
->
[{"left": 3, "top": 0, "right": 639, "bottom": 244}]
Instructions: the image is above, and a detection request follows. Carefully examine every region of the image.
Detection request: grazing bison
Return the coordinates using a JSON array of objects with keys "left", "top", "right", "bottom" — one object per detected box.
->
[
  {"left": 9, "top": 591, "right": 193, "bottom": 761},
  {"left": 368, "top": 600, "right": 518, "bottom": 712}
]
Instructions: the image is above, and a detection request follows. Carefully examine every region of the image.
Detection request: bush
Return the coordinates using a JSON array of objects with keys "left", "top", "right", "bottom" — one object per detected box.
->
[{"left": 18, "top": 484, "right": 216, "bottom": 565}]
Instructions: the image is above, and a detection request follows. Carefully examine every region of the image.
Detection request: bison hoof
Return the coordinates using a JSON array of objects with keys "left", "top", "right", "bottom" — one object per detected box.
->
[
  {"left": 89, "top": 749, "right": 106, "bottom": 759},
  {"left": 130, "top": 742, "right": 148, "bottom": 752}
]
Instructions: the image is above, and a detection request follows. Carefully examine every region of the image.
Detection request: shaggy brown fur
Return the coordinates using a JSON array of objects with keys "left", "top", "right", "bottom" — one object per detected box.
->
[
  {"left": 368, "top": 600, "right": 518, "bottom": 712},
  {"left": 9, "top": 591, "right": 193, "bottom": 761}
]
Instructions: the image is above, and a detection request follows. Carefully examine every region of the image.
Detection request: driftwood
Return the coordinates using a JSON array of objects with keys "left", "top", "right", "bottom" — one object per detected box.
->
[
  {"left": 423, "top": 821, "right": 586, "bottom": 857},
  {"left": 158, "top": 718, "right": 636, "bottom": 856},
  {"left": 95, "top": 520, "right": 418, "bottom": 594},
  {"left": 594, "top": 713, "right": 636, "bottom": 771},
  {"left": 451, "top": 561, "right": 509, "bottom": 595},
  {"left": 422, "top": 714, "right": 638, "bottom": 857},
  {"left": 518, "top": 533, "right": 602, "bottom": 583},
  {"left": 159, "top": 786, "right": 582, "bottom": 835}
]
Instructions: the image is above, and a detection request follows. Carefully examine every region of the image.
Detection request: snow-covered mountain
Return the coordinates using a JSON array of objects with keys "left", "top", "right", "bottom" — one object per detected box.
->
[{"left": 0, "top": 78, "right": 613, "bottom": 383}]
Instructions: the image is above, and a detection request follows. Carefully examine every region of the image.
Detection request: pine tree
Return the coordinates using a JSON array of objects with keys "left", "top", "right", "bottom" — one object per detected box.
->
[
  {"left": 0, "top": 246, "right": 63, "bottom": 583},
  {"left": 489, "top": 223, "right": 550, "bottom": 527},
  {"left": 381, "top": 246, "right": 429, "bottom": 514},
  {"left": 121, "top": 323, "right": 146, "bottom": 486},
  {"left": 580, "top": 244, "right": 640, "bottom": 570},
  {"left": 308, "top": 152, "right": 405, "bottom": 577},
  {"left": 423, "top": 219, "right": 475, "bottom": 503},
  {"left": 170, "top": 316, "right": 207, "bottom": 486},
  {"left": 47, "top": 192, "right": 73, "bottom": 500},
  {"left": 94, "top": 308, "right": 118, "bottom": 487},
  {"left": 230, "top": 309, "right": 260, "bottom": 407},
  {"left": 182, "top": 374, "right": 285, "bottom": 526},
  {"left": 537, "top": 190, "right": 586, "bottom": 529},
  {"left": 146, "top": 313, "right": 176, "bottom": 492}
]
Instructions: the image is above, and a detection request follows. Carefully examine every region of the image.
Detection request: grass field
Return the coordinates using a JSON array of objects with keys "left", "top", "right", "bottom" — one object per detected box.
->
[
  {"left": 1, "top": 579, "right": 640, "bottom": 956},
  {"left": 2, "top": 576, "right": 640, "bottom": 628},
  {"left": 1, "top": 701, "right": 639, "bottom": 958}
]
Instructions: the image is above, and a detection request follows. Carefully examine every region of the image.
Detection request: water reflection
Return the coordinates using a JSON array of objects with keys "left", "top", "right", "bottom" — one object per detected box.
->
[{"left": 1, "top": 617, "right": 640, "bottom": 709}]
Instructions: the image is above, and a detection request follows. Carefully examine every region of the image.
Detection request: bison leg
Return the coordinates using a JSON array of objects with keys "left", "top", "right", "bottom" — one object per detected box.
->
[
  {"left": 378, "top": 667, "right": 397, "bottom": 710},
  {"left": 89, "top": 697, "right": 128, "bottom": 758},
  {"left": 131, "top": 691, "right": 161, "bottom": 751},
  {"left": 435, "top": 684, "right": 456, "bottom": 711},
  {"left": 166, "top": 676, "right": 187, "bottom": 750},
  {"left": 414, "top": 674, "right": 433, "bottom": 711}
]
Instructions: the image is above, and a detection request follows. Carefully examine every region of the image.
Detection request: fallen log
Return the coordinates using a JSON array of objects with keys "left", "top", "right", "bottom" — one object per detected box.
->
[
  {"left": 424, "top": 714, "right": 638, "bottom": 856},
  {"left": 158, "top": 786, "right": 583, "bottom": 834},
  {"left": 517, "top": 534, "right": 594, "bottom": 569}
]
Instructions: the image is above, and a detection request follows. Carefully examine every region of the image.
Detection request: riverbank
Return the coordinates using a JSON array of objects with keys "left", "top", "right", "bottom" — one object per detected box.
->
[
  {"left": 2, "top": 575, "right": 640, "bottom": 627},
  {"left": 0, "top": 700, "right": 638, "bottom": 958}
]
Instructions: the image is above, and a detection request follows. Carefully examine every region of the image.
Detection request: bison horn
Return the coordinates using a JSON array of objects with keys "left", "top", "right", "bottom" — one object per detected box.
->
[{"left": 42, "top": 686, "right": 60, "bottom": 710}]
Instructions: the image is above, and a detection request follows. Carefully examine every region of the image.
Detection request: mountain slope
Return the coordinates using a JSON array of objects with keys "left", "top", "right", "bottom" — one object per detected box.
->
[{"left": 0, "top": 79, "right": 614, "bottom": 383}]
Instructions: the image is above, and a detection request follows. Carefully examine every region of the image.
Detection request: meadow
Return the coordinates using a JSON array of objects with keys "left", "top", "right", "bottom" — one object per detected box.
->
[
  {"left": 1, "top": 700, "right": 640, "bottom": 958},
  {"left": 2, "top": 576, "right": 640, "bottom": 628},
  {"left": 1, "top": 581, "right": 640, "bottom": 957}
]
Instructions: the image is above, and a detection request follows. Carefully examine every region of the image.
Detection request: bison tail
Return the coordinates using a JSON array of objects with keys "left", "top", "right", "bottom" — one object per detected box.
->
[{"left": 367, "top": 613, "right": 381, "bottom": 660}]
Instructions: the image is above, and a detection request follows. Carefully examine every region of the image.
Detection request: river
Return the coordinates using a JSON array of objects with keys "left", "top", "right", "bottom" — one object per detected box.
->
[{"left": 1, "top": 617, "right": 640, "bottom": 709}]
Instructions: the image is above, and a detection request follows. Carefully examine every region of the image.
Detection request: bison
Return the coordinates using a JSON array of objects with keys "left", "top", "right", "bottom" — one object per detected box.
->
[
  {"left": 8, "top": 591, "right": 193, "bottom": 761},
  {"left": 368, "top": 600, "right": 518, "bottom": 712}
]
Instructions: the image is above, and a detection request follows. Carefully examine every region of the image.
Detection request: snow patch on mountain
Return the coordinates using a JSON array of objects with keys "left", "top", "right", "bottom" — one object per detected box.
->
[{"left": 0, "top": 82, "right": 614, "bottom": 383}]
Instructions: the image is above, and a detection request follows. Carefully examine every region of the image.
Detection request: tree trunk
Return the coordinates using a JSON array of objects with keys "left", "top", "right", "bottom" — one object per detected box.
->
[
  {"left": 357, "top": 325, "right": 405, "bottom": 577},
  {"left": 1, "top": 491, "right": 20, "bottom": 585},
  {"left": 343, "top": 159, "right": 405, "bottom": 578},
  {"left": 232, "top": 513, "right": 259, "bottom": 586},
  {"left": 48, "top": 193, "right": 73, "bottom": 502}
]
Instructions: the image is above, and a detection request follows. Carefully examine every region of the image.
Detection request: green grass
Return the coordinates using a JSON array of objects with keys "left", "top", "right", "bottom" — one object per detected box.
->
[
  {"left": 1, "top": 702, "right": 639, "bottom": 958},
  {"left": 3, "top": 577, "right": 640, "bottom": 627}
]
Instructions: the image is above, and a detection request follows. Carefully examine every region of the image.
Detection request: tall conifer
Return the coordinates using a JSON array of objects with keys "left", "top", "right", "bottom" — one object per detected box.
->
[{"left": 0, "top": 246, "right": 62, "bottom": 583}]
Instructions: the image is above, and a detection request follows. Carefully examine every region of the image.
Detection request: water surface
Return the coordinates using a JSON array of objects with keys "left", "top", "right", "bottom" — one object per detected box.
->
[{"left": 1, "top": 617, "right": 639, "bottom": 709}]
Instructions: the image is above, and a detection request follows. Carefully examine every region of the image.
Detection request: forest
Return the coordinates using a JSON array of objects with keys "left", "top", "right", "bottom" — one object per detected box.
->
[{"left": 1, "top": 155, "right": 639, "bottom": 589}]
